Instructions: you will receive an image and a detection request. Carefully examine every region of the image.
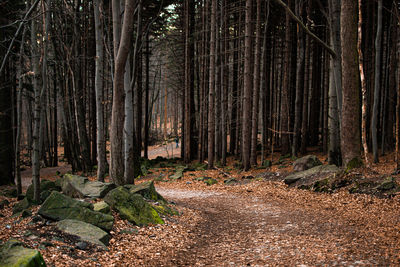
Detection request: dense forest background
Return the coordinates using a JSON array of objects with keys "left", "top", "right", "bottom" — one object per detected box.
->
[{"left": 0, "top": 0, "right": 399, "bottom": 202}]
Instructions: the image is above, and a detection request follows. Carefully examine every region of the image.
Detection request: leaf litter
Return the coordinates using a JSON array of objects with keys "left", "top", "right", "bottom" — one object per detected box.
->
[{"left": 1, "top": 150, "right": 400, "bottom": 266}]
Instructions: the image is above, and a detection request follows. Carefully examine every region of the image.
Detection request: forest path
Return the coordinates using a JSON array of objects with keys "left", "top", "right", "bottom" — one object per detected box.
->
[{"left": 154, "top": 187, "right": 385, "bottom": 266}]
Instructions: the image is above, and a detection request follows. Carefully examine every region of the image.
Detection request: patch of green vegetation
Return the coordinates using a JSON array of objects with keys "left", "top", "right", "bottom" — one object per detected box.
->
[
  {"left": 345, "top": 157, "right": 363, "bottom": 172},
  {"left": 312, "top": 178, "right": 330, "bottom": 193},
  {"left": 279, "top": 154, "right": 291, "bottom": 160},
  {"left": 262, "top": 160, "right": 272, "bottom": 168},
  {"left": 224, "top": 178, "right": 238, "bottom": 185},
  {"left": 204, "top": 178, "right": 218, "bottom": 186},
  {"left": 190, "top": 162, "right": 208, "bottom": 171},
  {"left": 233, "top": 161, "right": 242, "bottom": 169}
]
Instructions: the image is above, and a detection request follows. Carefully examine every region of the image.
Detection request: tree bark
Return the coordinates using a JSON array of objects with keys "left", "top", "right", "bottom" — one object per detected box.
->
[
  {"left": 93, "top": 0, "right": 107, "bottom": 181},
  {"left": 208, "top": 0, "right": 216, "bottom": 169},
  {"left": 184, "top": 0, "right": 195, "bottom": 163},
  {"left": 358, "top": 0, "right": 369, "bottom": 165},
  {"left": 242, "top": 0, "right": 253, "bottom": 170},
  {"left": 250, "top": 0, "right": 262, "bottom": 166},
  {"left": 340, "top": 0, "right": 361, "bottom": 166},
  {"left": 280, "top": 0, "right": 291, "bottom": 156},
  {"left": 144, "top": 33, "right": 150, "bottom": 159},
  {"left": 371, "top": 0, "right": 383, "bottom": 163},
  {"left": 292, "top": 1, "right": 305, "bottom": 157},
  {"left": 31, "top": 4, "right": 42, "bottom": 202},
  {"left": 300, "top": 7, "right": 311, "bottom": 155},
  {"left": 110, "top": 0, "right": 135, "bottom": 185}
]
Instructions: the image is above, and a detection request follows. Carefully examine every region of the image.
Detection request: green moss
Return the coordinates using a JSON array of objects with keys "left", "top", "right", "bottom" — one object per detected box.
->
[
  {"left": 125, "top": 181, "right": 165, "bottom": 202},
  {"left": 376, "top": 177, "right": 398, "bottom": 191},
  {"left": 104, "top": 187, "right": 164, "bottom": 226},
  {"left": 345, "top": 157, "right": 363, "bottom": 172},
  {"left": 224, "top": 178, "right": 238, "bottom": 185},
  {"left": 12, "top": 198, "right": 31, "bottom": 215},
  {"left": 312, "top": 178, "right": 330, "bottom": 192},
  {"left": 26, "top": 180, "right": 61, "bottom": 203},
  {"left": 204, "top": 178, "right": 218, "bottom": 186},
  {"left": 152, "top": 203, "right": 179, "bottom": 216},
  {"left": 262, "top": 160, "right": 272, "bottom": 168},
  {"left": 0, "top": 240, "right": 46, "bottom": 267},
  {"left": 38, "top": 191, "right": 113, "bottom": 231}
]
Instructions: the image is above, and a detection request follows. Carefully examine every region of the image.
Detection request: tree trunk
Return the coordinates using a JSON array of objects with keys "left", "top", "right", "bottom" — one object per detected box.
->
[
  {"left": 184, "top": 0, "right": 195, "bottom": 163},
  {"left": 31, "top": 6, "right": 42, "bottom": 202},
  {"left": 371, "top": 0, "right": 382, "bottom": 163},
  {"left": 110, "top": 0, "right": 135, "bottom": 185},
  {"left": 208, "top": 0, "right": 216, "bottom": 169},
  {"left": 15, "top": 22, "right": 28, "bottom": 194},
  {"left": 281, "top": 0, "right": 292, "bottom": 155},
  {"left": 300, "top": 33, "right": 310, "bottom": 153},
  {"left": 250, "top": 0, "right": 262, "bottom": 166},
  {"left": 242, "top": 0, "right": 253, "bottom": 170},
  {"left": 340, "top": 0, "right": 361, "bottom": 166},
  {"left": 230, "top": 15, "right": 239, "bottom": 155},
  {"left": 358, "top": 0, "right": 369, "bottom": 165},
  {"left": 144, "top": 33, "right": 150, "bottom": 159},
  {"left": 93, "top": 0, "right": 107, "bottom": 181},
  {"left": 221, "top": 0, "right": 228, "bottom": 166},
  {"left": 328, "top": 0, "right": 343, "bottom": 116},
  {"left": 292, "top": 1, "right": 305, "bottom": 157}
]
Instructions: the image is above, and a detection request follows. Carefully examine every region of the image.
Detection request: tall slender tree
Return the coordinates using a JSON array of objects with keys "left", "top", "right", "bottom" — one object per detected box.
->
[
  {"left": 93, "top": 0, "right": 107, "bottom": 181},
  {"left": 371, "top": 0, "right": 383, "bottom": 163},
  {"left": 340, "top": 0, "right": 361, "bottom": 167},
  {"left": 242, "top": 0, "right": 253, "bottom": 170},
  {"left": 208, "top": 0, "right": 216, "bottom": 169},
  {"left": 110, "top": 0, "right": 136, "bottom": 185}
]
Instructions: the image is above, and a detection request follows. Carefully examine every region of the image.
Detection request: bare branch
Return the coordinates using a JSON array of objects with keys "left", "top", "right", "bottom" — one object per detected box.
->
[
  {"left": 0, "top": 0, "right": 41, "bottom": 75},
  {"left": 272, "top": 0, "right": 336, "bottom": 58}
]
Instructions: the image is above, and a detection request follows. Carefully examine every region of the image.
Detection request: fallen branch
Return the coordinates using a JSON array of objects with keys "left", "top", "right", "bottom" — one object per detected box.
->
[
  {"left": 204, "top": 161, "right": 234, "bottom": 179},
  {"left": 268, "top": 127, "right": 295, "bottom": 135}
]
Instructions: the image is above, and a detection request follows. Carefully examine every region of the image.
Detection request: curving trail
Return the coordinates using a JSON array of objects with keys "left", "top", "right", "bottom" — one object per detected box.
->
[{"left": 154, "top": 187, "right": 387, "bottom": 266}]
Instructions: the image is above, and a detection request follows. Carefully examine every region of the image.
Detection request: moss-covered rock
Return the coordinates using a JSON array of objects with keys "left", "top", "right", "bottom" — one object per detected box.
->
[
  {"left": 293, "top": 155, "right": 322, "bottom": 172},
  {"left": 62, "top": 174, "right": 116, "bottom": 199},
  {"left": 193, "top": 176, "right": 210, "bottom": 182},
  {"left": 312, "top": 178, "right": 330, "bottom": 192},
  {"left": 56, "top": 219, "right": 111, "bottom": 247},
  {"left": 0, "top": 199, "right": 10, "bottom": 209},
  {"left": 345, "top": 157, "right": 363, "bottom": 172},
  {"left": 169, "top": 166, "right": 185, "bottom": 180},
  {"left": 204, "top": 178, "right": 218, "bottom": 186},
  {"left": 0, "top": 187, "right": 17, "bottom": 198},
  {"left": 224, "top": 178, "right": 238, "bottom": 185},
  {"left": 0, "top": 239, "right": 46, "bottom": 267},
  {"left": 348, "top": 176, "right": 400, "bottom": 197},
  {"left": 262, "top": 160, "right": 272, "bottom": 168},
  {"left": 152, "top": 203, "right": 179, "bottom": 216},
  {"left": 376, "top": 177, "right": 397, "bottom": 191},
  {"left": 104, "top": 187, "right": 164, "bottom": 226},
  {"left": 21, "top": 209, "right": 32, "bottom": 219},
  {"left": 284, "top": 165, "right": 341, "bottom": 187},
  {"left": 191, "top": 162, "right": 207, "bottom": 171},
  {"left": 26, "top": 180, "right": 61, "bottom": 203},
  {"left": 124, "top": 181, "right": 165, "bottom": 202},
  {"left": 12, "top": 198, "right": 31, "bottom": 215},
  {"left": 93, "top": 201, "right": 111, "bottom": 214},
  {"left": 38, "top": 191, "right": 113, "bottom": 231}
]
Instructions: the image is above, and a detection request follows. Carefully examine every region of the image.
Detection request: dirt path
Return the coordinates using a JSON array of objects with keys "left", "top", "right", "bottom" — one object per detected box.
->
[
  {"left": 155, "top": 187, "right": 388, "bottom": 266},
  {"left": 141, "top": 142, "right": 179, "bottom": 159}
]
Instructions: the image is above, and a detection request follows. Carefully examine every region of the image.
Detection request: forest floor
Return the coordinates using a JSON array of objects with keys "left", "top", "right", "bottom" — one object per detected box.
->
[{"left": 1, "top": 148, "right": 400, "bottom": 266}]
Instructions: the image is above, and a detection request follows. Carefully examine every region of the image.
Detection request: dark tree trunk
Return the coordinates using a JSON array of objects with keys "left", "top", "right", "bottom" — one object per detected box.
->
[{"left": 340, "top": 0, "right": 361, "bottom": 166}]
